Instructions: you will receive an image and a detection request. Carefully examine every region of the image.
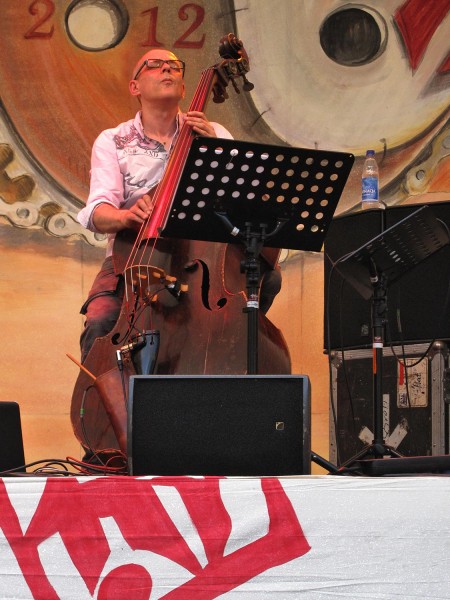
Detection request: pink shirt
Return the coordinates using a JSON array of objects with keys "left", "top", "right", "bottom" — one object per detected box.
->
[{"left": 77, "top": 111, "right": 233, "bottom": 255}]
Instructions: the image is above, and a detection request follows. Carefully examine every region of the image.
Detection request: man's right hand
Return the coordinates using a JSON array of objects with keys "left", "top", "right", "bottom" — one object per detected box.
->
[{"left": 92, "top": 194, "right": 155, "bottom": 233}]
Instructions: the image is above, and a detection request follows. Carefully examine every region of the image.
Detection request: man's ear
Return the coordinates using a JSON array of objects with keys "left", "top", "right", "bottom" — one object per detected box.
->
[
  {"left": 181, "top": 81, "right": 186, "bottom": 100},
  {"left": 129, "top": 80, "right": 140, "bottom": 97}
]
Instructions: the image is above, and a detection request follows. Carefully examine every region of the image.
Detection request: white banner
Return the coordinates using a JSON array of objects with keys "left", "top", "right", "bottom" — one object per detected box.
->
[{"left": 1, "top": 475, "right": 449, "bottom": 599}]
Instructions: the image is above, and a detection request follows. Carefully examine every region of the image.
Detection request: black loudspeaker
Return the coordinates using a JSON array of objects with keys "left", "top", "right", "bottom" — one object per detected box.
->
[
  {"left": 128, "top": 375, "right": 311, "bottom": 476},
  {"left": 324, "top": 201, "right": 450, "bottom": 350},
  {"left": 0, "top": 402, "right": 26, "bottom": 473}
]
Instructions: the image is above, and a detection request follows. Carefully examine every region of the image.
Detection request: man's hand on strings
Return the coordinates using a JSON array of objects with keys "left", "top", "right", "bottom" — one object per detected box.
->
[
  {"left": 92, "top": 194, "right": 154, "bottom": 233},
  {"left": 123, "top": 194, "right": 155, "bottom": 229},
  {"left": 183, "top": 111, "right": 217, "bottom": 138}
]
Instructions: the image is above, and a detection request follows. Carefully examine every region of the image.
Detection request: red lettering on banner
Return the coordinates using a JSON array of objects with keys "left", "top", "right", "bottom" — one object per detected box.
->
[
  {"left": 97, "top": 564, "right": 153, "bottom": 600},
  {"left": 0, "top": 477, "right": 310, "bottom": 598},
  {"left": 0, "top": 480, "right": 56, "bottom": 599}
]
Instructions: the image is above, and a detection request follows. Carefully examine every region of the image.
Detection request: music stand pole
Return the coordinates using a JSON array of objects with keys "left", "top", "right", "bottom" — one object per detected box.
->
[
  {"left": 339, "top": 271, "right": 402, "bottom": 468},
  {"left": 370, "top": 272, "right": 396, "bottom": 457},
  {"left": 242, "top": 221, "right": 267, "bottom": 374}
]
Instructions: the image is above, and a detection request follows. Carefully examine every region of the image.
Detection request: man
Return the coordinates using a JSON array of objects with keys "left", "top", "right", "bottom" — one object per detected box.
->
[{"left": 77, "top": 48, "right": 281, "bottom": 362}]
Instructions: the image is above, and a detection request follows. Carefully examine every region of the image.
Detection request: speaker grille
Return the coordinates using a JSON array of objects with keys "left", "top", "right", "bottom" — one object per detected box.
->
[{"left": 128, "top": 375, "right": 310, "bottom": 476}]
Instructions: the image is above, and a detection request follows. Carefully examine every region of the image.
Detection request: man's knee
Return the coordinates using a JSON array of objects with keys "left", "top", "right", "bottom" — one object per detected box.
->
[
  {"left": 80, "top": 295, "right": 122, "bottom": 361},
  {"left": 260, "top": 267, "right": 282, "bottom": 314}
]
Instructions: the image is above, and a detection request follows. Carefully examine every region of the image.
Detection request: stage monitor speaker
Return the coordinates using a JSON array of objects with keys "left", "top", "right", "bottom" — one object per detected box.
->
[
  {"left": 0, "top": 402, "right": 26, "bottom": 473},
  {"left": 128, "top": 375, "right": 311, "bottom": 476},
  {"left": 324, "top": 201, "right": 450, "bottom": 350}
]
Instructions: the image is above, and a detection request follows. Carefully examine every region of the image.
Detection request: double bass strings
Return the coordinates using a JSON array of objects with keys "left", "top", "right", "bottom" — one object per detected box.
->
[{"left": 122, "top": 64, "right": 216, "bottom": 319}]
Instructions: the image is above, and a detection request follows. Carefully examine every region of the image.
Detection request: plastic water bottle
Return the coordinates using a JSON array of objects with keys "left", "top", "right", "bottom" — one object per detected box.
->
[{"left": 361, "top": 150, "right": 384, "bottom": 210}]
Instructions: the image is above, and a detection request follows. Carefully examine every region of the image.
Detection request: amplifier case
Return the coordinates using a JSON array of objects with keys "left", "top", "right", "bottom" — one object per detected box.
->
[
  {"left": 329, "top": 343, "right": 449, "bottom": 465},
  {"left": 324, "top": 201, "right": 450, "bottom": 350}
]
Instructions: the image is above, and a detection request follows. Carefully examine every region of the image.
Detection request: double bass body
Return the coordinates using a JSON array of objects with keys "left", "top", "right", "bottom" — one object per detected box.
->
[{"left": 71, "top": 235, "right": 291, "bottom": 454}]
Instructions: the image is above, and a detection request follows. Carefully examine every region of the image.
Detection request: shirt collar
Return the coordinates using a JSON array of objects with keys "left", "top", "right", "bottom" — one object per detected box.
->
[{"left": 134, "top": 110, "right": 182, "bottom": 141}]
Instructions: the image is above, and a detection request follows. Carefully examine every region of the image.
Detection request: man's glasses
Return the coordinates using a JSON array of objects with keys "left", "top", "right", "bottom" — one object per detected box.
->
[{"left": 133, "top": 59, "right": 185, "bottom": 80}]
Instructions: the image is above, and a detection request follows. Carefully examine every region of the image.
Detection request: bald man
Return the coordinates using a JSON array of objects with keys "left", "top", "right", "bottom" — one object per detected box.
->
[{"left": 77, "top": 48, "right": 281, "bottom": 363}]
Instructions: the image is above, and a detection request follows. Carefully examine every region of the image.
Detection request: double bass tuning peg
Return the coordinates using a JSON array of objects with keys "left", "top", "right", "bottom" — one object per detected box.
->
[
  {"left": 231, "top": 76, "right": 254, "bottom": 94},
  {"left": 242, "top": 76, "right": 254, "bottom": 92}
]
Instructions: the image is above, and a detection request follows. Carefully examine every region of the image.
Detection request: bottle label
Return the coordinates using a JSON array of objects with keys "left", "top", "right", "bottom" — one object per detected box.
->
[{"left": 362, "top": 176, "right": 379, "bottom": 201}]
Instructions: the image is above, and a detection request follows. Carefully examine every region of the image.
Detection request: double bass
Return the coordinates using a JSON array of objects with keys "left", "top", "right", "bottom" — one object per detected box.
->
[{"left": 71, "top": 34, "right": 291, "bottom": 457}]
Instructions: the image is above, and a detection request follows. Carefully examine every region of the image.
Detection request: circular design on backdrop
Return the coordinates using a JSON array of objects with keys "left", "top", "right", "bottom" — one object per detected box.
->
[
  {"left": 319, "top": 6, "right": 387, "bottom": 66},
  {"left": 0, "top": 1, "right": 232, "bottom": 206},
  {"left": 65, "top": 0, "right": 129, "bottom": 51},
  {"left": 232, "top": 0, "right": 450, "bottom": 211},
  {"left": 238, "top": 0, "right": 450, "bottom": 152},
  {"left": 0, "top": 1, "right": 136, "bottom": 204}
]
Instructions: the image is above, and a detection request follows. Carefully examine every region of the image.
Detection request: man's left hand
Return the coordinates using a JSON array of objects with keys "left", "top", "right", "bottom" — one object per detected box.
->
[{"left": 183, "top": 111, "right": 217, "bottom": 137}]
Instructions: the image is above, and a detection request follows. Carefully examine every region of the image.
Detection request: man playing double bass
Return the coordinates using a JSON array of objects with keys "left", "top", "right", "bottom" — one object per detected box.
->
[{"left": 77, "top": 48, "right": 282, "bottom": 363}]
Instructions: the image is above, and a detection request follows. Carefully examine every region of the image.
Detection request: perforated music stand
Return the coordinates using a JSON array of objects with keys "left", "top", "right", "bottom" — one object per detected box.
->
[
  {"left": 333, "top": 205, "right": 450, "bottom": 469},
  {"left": 160, "top": 137, "right": 354, "bottom": 373}
]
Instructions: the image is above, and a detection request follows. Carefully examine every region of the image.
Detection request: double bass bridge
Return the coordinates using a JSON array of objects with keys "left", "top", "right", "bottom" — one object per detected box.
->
[{"left": 124, "top": 264, "right": 187, "bottom": 302}]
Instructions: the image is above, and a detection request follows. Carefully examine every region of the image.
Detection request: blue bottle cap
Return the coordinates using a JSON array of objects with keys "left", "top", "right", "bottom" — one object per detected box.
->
[{"left": 366, "top": 149, "right": 375, "bottom": 156}]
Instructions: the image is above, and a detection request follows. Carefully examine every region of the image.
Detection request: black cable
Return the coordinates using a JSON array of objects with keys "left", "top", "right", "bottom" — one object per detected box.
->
[
  {"left": 0, "top": 456, "right": 126, "bottom": 477},
  {"left": 324, "top": 256, "right": 351, "bottom": 467}
]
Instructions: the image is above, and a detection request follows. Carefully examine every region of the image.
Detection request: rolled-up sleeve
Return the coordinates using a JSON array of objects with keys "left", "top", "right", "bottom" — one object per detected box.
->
[
  {"left": 212, "top": 123, "right": 233, "bottom": 140},
  {"left": 77, "top": 130, "right": 124, "bottom": 232}
]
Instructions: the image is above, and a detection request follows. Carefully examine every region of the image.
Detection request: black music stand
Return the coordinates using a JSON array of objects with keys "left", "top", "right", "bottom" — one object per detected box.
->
[
  {"left": 333, "top": 205, "right": 450, "bottom": 470},
  {"left": 159, "top": 137, "right": 354, "bottom": 373}
]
